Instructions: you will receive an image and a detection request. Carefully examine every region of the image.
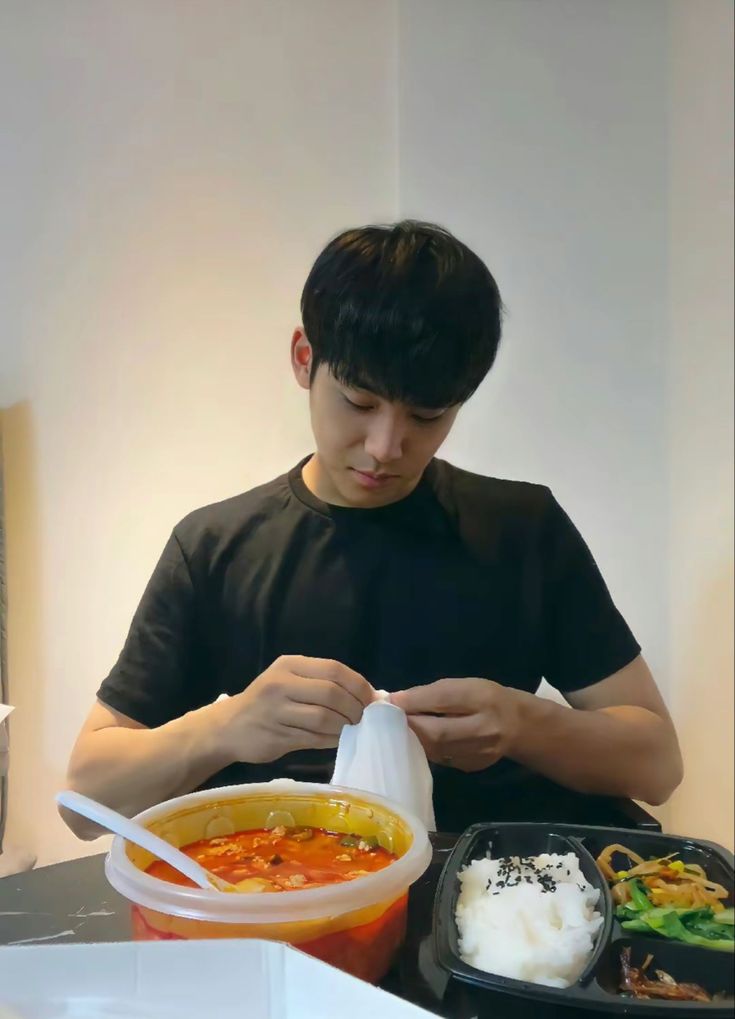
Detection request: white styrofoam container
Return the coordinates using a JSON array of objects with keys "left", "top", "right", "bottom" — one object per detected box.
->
[{"left": 0, "top": 938, "right": 436, "bottom": 1018}]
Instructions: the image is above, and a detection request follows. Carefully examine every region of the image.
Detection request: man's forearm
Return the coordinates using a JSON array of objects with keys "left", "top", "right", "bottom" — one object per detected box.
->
[
  {"left": 63, "top": 700, "right": 235, "bottom": 839},
  {"left": 508, "top": 692, "right": 683, "bottom": 805}
]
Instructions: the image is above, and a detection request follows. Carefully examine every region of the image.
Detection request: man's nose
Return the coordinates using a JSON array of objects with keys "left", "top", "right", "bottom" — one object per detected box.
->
[{"left": 364, "top": 414, "right": 405, "bottom": 464}]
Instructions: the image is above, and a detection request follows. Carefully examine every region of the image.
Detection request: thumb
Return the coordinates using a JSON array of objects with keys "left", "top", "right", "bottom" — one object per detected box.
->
[{"left": 389, "top": 679, "right": 462, "bottom": 715}]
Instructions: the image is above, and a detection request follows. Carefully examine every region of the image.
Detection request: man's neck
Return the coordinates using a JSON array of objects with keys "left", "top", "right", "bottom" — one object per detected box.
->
[{"left": 301, "top": 454, "right": 349, "bottom": 506}]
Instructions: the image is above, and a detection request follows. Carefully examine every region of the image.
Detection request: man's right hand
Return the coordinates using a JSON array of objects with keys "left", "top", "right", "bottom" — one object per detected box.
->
[
  {"left": 218, "top": 655, "right": 375, "bottom": 763},
  {"left": 62, "top": 656, "right": 373, "bottom": 840}
]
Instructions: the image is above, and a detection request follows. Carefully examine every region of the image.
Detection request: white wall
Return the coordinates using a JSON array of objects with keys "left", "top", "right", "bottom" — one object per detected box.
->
[
  {"left": 398, "top": 0, "right": 734, "bottom": 844},
  {"left": 666, "top": 0, "right": 734, "bottom": 849},
  {"left": 1, "top": 0, "right": 732, "bottom": 865},
  {"left": 0, "top": 0, "right": 397, "bottom": 865},
  {"left": 399, "top": 0, "right": 670, "bottom": 707}
]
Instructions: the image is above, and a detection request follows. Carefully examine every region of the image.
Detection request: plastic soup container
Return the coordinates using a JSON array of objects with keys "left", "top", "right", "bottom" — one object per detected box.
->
[{"left": 105, "top": 780, "right": 432, "bottom": 982}]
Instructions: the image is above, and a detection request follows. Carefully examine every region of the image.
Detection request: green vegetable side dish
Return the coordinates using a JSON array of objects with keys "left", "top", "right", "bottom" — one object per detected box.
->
[
  {"left": 617, "top": 878, "right": 735, "bottom": 953},
  {"left": 597, "top": 843, "right": 734, "bottom": 953}
]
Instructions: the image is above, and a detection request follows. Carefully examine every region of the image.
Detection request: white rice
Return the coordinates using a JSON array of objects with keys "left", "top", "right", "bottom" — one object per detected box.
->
[{"left": 455, "top": 852, "right": 603, "bottom": 989}]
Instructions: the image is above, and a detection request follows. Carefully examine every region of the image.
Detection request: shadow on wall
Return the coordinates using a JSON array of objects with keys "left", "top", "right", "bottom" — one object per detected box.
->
[
  {"left": 670, "top": 564, "right": 735, "bottom": 850},
  {"left": 1, "top": 401, "right": 44, "bottom": 870}
]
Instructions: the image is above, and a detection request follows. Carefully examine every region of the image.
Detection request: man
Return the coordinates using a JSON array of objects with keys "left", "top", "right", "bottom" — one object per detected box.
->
[{"left": 62, "top": 221, "right": 682, "bottom": 838}]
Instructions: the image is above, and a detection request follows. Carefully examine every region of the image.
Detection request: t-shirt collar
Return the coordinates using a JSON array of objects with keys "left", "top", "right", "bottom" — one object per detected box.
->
[{"left": 288, "top": 455, "right": 443, "bottom": 531}]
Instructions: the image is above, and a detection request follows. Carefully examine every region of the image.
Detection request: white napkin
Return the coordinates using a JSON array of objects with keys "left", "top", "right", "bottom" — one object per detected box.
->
[{"left": 331, "top": 698, "right": 436, "bottom": 831}]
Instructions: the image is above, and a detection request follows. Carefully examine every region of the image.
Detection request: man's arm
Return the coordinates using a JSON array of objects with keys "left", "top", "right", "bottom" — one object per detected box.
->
[
  {"left": 510, "top": 657, "right": 683, "bottom": 804},
  {"left": 61, "top": 699, "right": 237, "bottom": 839},
  {"left": 390, "top": 656, "right": 683, "bottom": 806},
  {"left": 63, "top": 656, "right": 374, "bottom": 839}
]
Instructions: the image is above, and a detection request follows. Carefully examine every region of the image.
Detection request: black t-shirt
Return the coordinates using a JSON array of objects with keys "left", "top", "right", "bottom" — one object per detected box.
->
[{"left": 97, "top": 458, "right": 640, "bottom": 825}]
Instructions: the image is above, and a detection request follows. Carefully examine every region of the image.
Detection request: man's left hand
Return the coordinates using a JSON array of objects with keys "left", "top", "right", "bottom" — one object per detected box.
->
[{"left": 389, "top": 678, "right": 523, "bottom": 772}]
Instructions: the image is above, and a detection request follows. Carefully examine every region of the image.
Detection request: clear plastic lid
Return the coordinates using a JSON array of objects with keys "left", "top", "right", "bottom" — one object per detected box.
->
[{"left": 105, "top": 779, "right": 431, "bottom": 924}]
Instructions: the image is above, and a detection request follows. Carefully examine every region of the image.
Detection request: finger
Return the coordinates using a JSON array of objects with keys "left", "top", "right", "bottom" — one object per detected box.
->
[
  {"left": 405, "top": 712, "right": 481, "bottom": 747},
  {"left": 285, "top": 655, "right": 375, "bottom": 708},
  {"left": 412, "top": 733, "right": 498, "bottom": 773},
  {"left": 281, "top": 700, "right": 347, "bottom": 737},
  {"left": 283, "top": 726, "right": 341, "bottom": 752},
  {"left": 390, "top": 679, "right": 476, "bottom": 715},
  {"left": 288, "top": 677, "right": 364, "bottom": 725}
]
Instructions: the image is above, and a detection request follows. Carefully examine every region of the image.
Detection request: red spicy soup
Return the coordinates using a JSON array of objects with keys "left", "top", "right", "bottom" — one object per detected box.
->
[{"left": 146, "top": 825, "right": 397, "bottom": 891}]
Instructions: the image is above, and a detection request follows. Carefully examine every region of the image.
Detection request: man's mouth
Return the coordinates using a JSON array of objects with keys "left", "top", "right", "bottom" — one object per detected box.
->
[{"left": 350, "top": 468, "right": 399, "bottom": 489}]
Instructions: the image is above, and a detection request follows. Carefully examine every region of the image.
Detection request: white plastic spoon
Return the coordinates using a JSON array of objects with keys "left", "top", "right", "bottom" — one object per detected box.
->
[{"left": 56, "top": 790, "right": 235, "bottom": 892}]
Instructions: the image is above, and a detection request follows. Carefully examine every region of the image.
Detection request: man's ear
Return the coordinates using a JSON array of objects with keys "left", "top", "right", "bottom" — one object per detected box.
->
[{"left": 291, "top": 328, "right": 313, "bottom": 390}]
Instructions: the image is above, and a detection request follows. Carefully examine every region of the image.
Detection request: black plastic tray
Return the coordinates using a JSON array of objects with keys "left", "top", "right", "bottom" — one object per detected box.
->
[{"left": 434, "top": 824, "right": 735, "bottom": 1016}]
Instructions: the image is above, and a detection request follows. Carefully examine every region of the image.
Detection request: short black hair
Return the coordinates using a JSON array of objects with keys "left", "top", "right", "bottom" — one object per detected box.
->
[{"left": 300, "top": 220, "right": 503, "bottom": 409}]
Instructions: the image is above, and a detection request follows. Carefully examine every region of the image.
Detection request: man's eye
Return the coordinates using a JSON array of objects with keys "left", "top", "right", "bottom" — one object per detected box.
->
[
  {"left": 412, "top": 412, "right": 446, "bottom": 424},
  {"left": 344, "top": 396, "right": 374, "bottom": 412}
]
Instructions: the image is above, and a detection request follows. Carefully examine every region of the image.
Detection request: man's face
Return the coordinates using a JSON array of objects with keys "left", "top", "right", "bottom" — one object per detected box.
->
[{"left": 292, "top": 331, "right": 460, "bottom": 507}]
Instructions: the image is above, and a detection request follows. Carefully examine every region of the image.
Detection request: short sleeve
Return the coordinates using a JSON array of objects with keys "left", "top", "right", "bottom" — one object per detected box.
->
[
  {"left": 97, "top": 530, "right": 211, "bottom": 727},
  {"left": 540, "top": 495, "right": 641, "bottom": 693}
]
